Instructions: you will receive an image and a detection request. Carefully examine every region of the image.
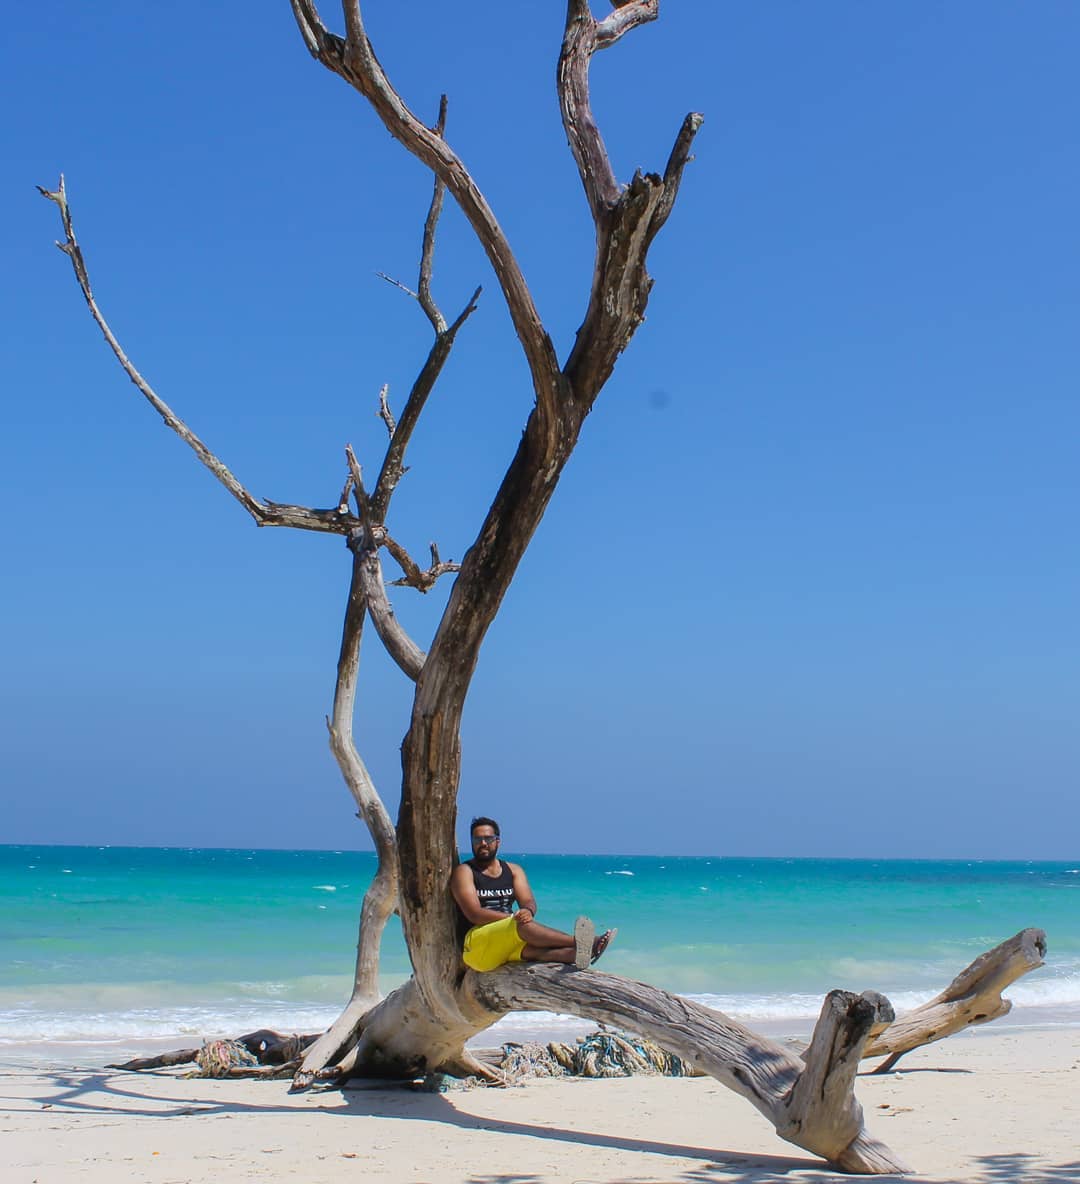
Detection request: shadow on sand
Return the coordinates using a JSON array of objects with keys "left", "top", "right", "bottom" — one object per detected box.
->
[{"left": 2, "top": 1067, "right": 1076, "bottom": 1184}]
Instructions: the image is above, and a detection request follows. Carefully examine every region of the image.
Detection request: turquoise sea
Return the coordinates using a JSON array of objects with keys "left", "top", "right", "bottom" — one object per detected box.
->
[{"left": 2, "top": 846, "right": 1078, "bottom": 1061}]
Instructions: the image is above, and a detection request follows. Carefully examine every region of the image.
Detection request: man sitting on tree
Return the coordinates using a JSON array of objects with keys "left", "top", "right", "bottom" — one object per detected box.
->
[{"left": 451, "top": 816, "right": 615, "bottom": 972}]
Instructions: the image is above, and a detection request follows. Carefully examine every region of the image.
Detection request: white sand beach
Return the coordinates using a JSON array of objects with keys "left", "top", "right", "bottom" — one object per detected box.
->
[{"left": 2, "top": 1023, "right": 1077, "bottom": 1184}]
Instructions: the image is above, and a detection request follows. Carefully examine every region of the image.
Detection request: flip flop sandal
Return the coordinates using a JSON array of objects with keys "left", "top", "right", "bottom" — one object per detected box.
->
[
  {"left": 591, "top": 928, "right": 617, "bottom": 965},
  {"left": 573, "top": 916, "right": 595, "bottom": 970}
]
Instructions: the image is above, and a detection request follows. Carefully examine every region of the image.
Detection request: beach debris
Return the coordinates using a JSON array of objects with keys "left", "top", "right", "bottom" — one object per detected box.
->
[
  {"left": 498, "top": 1030, "right": 698, "bottom": 1081},
  {"left": 108, "top": 1029, "right": 320, "bottom": 1076},
  {"left": 498, "top": 1042, "right": 566, "bottom": 1080},
  {"left": 186, "top": 1038, "right": 260, "bottom": 1078}
]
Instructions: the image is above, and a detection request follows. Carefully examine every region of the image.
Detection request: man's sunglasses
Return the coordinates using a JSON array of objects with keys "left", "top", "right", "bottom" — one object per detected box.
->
[{"left": 472, "top": 835, "right": 499, "bottom": 845}]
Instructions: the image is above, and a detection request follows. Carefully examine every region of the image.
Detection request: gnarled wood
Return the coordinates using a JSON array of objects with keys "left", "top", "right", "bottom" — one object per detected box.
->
[
  {"left": 781, "top": 991, "right": 906, "bottom": 1172},
  {"left": 37, "top": 178, "right": 362, "bottom": 538},
  {"left": 863, "top": 927, "right": 1046, "bottom": 1070},
  {"left": 466, "top": 966, "right": 906, "bottom": 1173}
]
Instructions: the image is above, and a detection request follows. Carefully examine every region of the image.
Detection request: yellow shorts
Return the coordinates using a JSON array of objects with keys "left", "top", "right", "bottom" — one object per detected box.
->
[{"left": 462, "top": 914, "right": 526, "bottom": 972}]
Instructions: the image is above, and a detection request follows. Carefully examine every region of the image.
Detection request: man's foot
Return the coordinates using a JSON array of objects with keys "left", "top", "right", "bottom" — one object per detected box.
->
[
  {"left": 591, "top": 928, "right": 617, "bottom": 965},
  {"left": 573, "top": 916, "right": 595, "bottom": 970}
]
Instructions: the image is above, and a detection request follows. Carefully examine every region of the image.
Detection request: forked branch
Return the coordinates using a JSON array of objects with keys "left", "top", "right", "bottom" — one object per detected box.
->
[
  {"left": 862, "top": 927, "right": 1047, "bottom": 1071},
  {"left": 291, "top": 2, "right": 563, "bottom": 423},
  {"left": 366, "top": 97, "right": 482, "bottom": 523},
  {"left": 383, "top": 534, "right": 460, "bottom": 593},
  {"left": 370, "top": 283, "right": 481, "bottom": 522},
  {"left": 38, "top": 177, "right": 359, "bottom": 536},
  {"left": 344, "top": 446, "right": 428, "bottom": 680},
  {"left": 559, "top": 1, "right": 661, "bottom": 221}
]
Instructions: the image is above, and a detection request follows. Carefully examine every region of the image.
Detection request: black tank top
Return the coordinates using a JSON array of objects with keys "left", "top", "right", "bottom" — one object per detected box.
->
[{"left": 456, "top": 859, "right": 515, "bottom": 939}]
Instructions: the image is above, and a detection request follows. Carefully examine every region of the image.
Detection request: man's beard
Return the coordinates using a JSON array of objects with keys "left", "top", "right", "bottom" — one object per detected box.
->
[{"left": 472, "top": 851, "right": 497, "bottom": 868}]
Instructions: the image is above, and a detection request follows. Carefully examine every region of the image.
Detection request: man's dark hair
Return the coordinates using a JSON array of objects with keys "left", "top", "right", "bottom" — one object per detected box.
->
[{"left": 470, "top": 816, "right": 500, "bottom": 837}]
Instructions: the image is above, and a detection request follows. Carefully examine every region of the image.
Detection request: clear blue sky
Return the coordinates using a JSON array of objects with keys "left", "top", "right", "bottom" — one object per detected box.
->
[{"left": 3, "top": 3, "right": 1077, "bottom": 857}]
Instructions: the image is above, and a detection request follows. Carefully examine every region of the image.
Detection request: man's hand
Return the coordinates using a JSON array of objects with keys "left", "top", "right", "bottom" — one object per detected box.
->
[{"left": 515, "top": 908, "right": 534, "bottom": 927}]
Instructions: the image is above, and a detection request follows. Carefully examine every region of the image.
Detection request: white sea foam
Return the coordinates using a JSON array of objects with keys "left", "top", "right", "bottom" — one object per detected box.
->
[
  {"left": 606, "top": 871, "right": 634, "bottom": 876},
  {"left": 0, "top": 1001, "right": 343, "bottom": 1045},
  {"left": 5, "top": 977, "right": 1080, "bottom": 1050},
  {"left": 313, "top": 884, "right": 337, "bottom": 891}
]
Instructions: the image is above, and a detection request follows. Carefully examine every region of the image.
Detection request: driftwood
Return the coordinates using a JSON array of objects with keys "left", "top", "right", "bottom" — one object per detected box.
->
[
  {"left": 470, "top": 965, "right": 908, "bottom": 1172},
  {"left": 42, "top": 1, "right": 1049, "bottom": 1174},
  {"left": 862, "top": 927, "right": 1047, "bottom": 1072},
  {"left": 107, "top": 1030, "right": 320, "bottom": 1073},
  {"left": 108, "top": 929, "right": 1043, "bottom": 1172}
]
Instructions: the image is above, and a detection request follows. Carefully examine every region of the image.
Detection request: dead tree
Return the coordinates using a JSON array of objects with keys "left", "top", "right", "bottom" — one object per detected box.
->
[{"left": 41, "top": 2, "right": 1046, "bottom": 1173}]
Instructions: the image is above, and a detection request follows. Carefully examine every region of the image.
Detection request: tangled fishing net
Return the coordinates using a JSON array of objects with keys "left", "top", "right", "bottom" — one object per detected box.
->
[
  {"left": 185, "top": 1038, "right": 260, "bottom": 1078},
  {"left": 498, "top": 1030, "right": 697, "bottom": 1081}
]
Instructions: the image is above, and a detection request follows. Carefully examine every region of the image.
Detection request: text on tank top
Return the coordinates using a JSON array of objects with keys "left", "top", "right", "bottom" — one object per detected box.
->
[{"left": 469, "top": 858, "right": 515, "bottom": 914}]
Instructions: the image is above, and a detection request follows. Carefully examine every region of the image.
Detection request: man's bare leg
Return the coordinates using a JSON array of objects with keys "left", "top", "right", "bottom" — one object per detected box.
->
[
  {"left": 515, "top": 916, "right": 576, "bottom": 963},
  {"left": 517, "top": 915, "right": 599, "bottom": 968}
]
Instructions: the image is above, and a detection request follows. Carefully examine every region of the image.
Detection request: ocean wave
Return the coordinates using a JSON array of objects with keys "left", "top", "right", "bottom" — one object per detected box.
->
[
  {"left": 0, "top": 1001, "right": 342, "bottom": 1045},
  {"left": 7, "top": 973, "right": 1079, "bottom": 1047}
]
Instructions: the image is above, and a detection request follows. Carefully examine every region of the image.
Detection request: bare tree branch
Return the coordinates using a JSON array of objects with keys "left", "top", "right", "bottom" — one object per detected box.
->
[
  {"left": 648, "top": 110, "right": 706, "bottom": 245},
  {"left": 554, "top": 1, "right": 704, "bottom": 404},
  {"left": 375, "top": 271, "right": 418, "bottom": 300},
  {"left": 291, "top": 3, "right": 564, "bottom": 425},
  {"left": 289, "top": 0, "right": 337, "bottom": 58},
  {"left": 38, "top": 177, "right": 360, "bottom": 536},
  {"left": 328, "top": 537, "right": 400, "bottom": 980},
  {"left": 293, "top": 529, "right": 401, "bottom": 1087},
  {"left": 336, "top": 472, "right": 355, "bottom": 515},
  {"left": 417, "top": 95, "right": 450, "bottom": 334},
  {"left": 596, "top": 0, "right": 659, "bottom": 49},
  {"left": 558, "top": 2, "right": 661, "bottom": 223},
  {"left": 376, "top": 383, "right": 395, "bottom": 437},
  {"left": 559, "top": 1, "right": 620, "bottom": 221},
  {"left": 374, "top": 97, "right": 454, "bottom": 337},
  {"left": 561, "top": 108, "right": 704, "bottom": 402},
  {"left": 343, "top": 444, "right": 372, "bottom": 520},
  {"left": 380, "top": 528, "right": 460, "bottom": 594},
  {"left": 357, "top": 537, "right": 426, "bottom": 680},
  {"left": 370, "top": 285, "right": 481, "bottom": 522},
  {"left": 343, "top": 445, "right": 428, "bottom": 677}
]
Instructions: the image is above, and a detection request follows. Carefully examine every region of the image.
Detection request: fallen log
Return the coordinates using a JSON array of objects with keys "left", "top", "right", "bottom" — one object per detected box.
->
[{"left": 469, "top": 966, "right": 908, "bottom": 1172}]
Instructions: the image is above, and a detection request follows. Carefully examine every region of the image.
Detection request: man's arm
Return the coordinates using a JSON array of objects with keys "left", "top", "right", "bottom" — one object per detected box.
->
[
  {"left": 449, "top": 864, "right": 513, "bottom": 927},
  {"left": 509, "top": 863, "right": 538, "bottom": 921}
]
